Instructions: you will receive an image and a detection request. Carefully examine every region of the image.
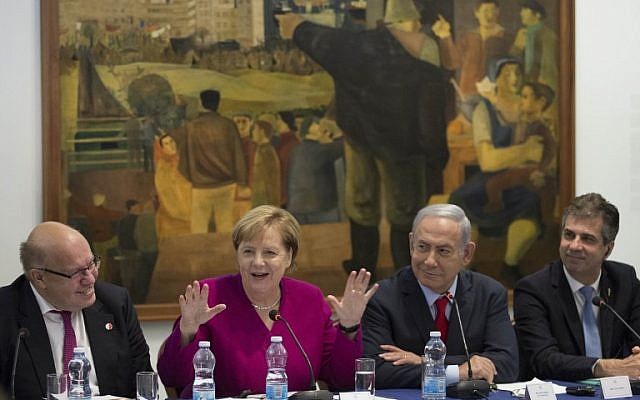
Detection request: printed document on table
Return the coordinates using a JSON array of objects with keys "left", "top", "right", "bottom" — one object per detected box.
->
[{"left": 497, "top": 378, "right": 568, "bottom": 397}]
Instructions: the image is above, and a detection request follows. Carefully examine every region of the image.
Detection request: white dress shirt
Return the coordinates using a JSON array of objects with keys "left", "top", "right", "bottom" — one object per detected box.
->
[
  {"left": 562, "top": 266, "right": 601, "bottom": 321},
  {"left": 418, "top": 277, "right": 460, "bottom": 384},
  {"left": 30, "top": 282, "right": 100, "bottom": 395}
]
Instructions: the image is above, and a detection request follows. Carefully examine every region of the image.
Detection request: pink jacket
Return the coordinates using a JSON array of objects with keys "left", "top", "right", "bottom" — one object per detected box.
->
[{"left": 157, "top": 274, "right": 362, "bottom": 398}]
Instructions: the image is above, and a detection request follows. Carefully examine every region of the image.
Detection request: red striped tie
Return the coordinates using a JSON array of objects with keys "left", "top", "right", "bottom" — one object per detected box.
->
[
  {"left": 53, "top": 311, "right": 77, "bottom": 375},
  {"left": 434, "top": 296, "right": 449, "bottom": 343}
]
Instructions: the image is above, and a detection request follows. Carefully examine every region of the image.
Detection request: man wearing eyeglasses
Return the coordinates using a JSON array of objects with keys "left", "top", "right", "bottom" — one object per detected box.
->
[{"left": 0, "top": 221, "right": 153, "bottom": 399}]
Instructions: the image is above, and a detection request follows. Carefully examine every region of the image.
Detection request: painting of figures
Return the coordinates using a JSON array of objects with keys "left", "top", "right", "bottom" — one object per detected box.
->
[{"left": 42, "top": 0, "right": 573, "bottom": 318}]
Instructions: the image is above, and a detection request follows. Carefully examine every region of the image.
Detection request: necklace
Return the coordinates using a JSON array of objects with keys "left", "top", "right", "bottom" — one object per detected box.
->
[{"left": 251, "top": 296, "right": 280, "bottom": 311}]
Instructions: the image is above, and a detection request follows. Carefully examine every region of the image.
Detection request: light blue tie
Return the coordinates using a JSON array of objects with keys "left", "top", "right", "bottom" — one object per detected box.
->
[{"left": 579, "top": 286, "right": 602, "bottom": 358}]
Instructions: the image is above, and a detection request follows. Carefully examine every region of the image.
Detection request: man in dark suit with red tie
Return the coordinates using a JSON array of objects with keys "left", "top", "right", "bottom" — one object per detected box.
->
[
  {"left": 0, "top": 221, "right": 152, "bottom": 399},
  {"left": 362, "top": 204, "right": 518, "bottom": 388},
  {"left": 514, "top": 193, "right": 640, "bottom": 381}
]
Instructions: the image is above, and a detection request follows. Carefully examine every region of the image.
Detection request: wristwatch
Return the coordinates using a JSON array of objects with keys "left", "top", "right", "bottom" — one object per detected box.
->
[{"left": 339, "top": 323, "right": 360, "bottom": 333}]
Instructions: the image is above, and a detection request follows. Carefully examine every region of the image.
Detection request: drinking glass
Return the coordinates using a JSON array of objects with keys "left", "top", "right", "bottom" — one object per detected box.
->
[
  {"left": 355, "top": 358, "right": 375, "bottom": 399},
  {"left": 136, "top": 371, "right": 158, "bottom": 400},
  {"left": 47, "top": 372, "right": 67, "bottom": 400}
]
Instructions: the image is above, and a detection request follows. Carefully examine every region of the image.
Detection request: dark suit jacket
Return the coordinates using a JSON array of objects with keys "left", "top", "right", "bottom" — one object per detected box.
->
[
  {"left": 514, "top": 260, "right": 640, "bottom": 381},
  {"left": 362, "top": 266, "right": 518, "bottom": 388},
  {"left": 0, "top": 275, "right": 152, "bottom": 399},
  {"left": 293, "top": 21, "right": 449, "bottom": 167}
]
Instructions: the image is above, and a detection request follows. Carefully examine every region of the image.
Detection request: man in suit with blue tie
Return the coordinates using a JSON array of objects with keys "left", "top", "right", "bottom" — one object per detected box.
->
[
  {"left": 514, "top": 193, "right": 640, "bottom": 381},
  {"left": 362, "top": 203, "right": 518, "bottom": 388}
]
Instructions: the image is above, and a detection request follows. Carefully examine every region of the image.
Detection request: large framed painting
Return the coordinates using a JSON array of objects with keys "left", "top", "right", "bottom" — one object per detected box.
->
[{"left": 42, "top": 0, "right": 574, "bottom": 320}]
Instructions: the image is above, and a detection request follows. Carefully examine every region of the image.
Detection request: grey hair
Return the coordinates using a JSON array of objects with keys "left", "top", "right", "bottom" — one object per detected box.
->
[
  {"left": 412, "top": 204, "right": 472, "bottom": 249},
  {"left": 19, "top": 240, "right": 47, "bottom": 273}
]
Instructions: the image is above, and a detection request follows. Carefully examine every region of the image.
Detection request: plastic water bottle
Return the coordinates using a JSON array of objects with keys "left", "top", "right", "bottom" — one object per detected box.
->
[
  {"left": 265, "top": 336, "right": 288, "bottom": 400},
  {"left": 68, "top": 347, "right": 92, "bottom": 400},
  {"left": 193, "top": 341, "right": 216, "bottom": 400},
  {"left": 422, "top": 331, "right": 446, "bottom": 400}
]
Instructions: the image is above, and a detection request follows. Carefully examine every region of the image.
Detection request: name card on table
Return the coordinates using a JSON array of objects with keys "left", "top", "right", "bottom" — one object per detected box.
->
[
  {"left": 601, "top": 376, "right": 633, "bottom": 399},
  {"left": 525, "top": 382, "right": 557, "bottom": 400}
]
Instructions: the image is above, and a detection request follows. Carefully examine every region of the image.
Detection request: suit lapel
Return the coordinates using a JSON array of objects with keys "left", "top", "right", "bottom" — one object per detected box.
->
[
  {"left": 598, "top": 266, "right": 615, "bottom": 357},
  {"left": 83, "top": 297, "right": 118, "bottom": 386},
  {"left": 447, "top": 272, "right": 471, "bottom": 352},
  {"left": 551, "top": 263, "right": 585, "bottom": 354},
  {"left": 15, "top": 278, "right": 56, "bottom": 394},
  {"left": 400, "top": 268, "right": 431, "bottom": 345}
]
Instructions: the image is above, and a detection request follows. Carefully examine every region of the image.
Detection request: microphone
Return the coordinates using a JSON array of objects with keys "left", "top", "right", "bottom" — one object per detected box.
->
[
  {"left": 442, "top": 293, "right": 490, "bottom": 399},
  {"left": 268, "top": 310, "right": 332, "bottom": 400},
  {"left": 592, "top": 295, "right": 640, "bottom": 342},
  {"left": 10, "top": 327, "right": 30, "bottom": 400}
]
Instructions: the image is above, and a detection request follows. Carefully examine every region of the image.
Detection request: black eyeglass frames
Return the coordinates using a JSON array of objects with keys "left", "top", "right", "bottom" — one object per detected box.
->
[{"left": 33, "top": 255, "right": 101, "bottom": 279}]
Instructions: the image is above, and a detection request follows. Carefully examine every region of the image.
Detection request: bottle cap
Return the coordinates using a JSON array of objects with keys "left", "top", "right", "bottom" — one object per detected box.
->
[
  {"left": 198, "top": 341, "right": 211, "bottom": 348},
  {"left": 271, "top": 336, "right": 283, "bottom": 342},
  {"left": 430, "top": 331, "right": 441, "bottom": 337},
  {"left": 73, "top": 346, "right": 85, "bottom": 352}
]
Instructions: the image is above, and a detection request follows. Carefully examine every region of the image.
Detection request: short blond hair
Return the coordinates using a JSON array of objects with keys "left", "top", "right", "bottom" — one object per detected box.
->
[{"left": 232, "top": 205, "right": 301, "bottom": 271}]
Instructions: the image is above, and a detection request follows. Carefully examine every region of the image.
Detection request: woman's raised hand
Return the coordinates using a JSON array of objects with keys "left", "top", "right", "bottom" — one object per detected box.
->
[
  {"left": 327, "top": 268, "right": 379, "bottom": 330},
  {"left": 178, "top": 280, "right": 226, "bottom": 345}
]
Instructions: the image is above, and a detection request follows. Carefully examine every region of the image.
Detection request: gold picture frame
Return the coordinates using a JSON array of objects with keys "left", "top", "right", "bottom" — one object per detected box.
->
[{"left": 42, "top": 0, "right": 575, "bottom": 320}]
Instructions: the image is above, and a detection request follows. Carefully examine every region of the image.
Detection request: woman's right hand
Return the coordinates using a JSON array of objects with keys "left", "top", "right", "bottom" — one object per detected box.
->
[{"left": 178, "top": 280, "right": 226, "bottom": 345}]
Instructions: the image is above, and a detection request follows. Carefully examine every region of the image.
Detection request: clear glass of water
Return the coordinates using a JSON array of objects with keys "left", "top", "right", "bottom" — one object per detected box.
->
[
  {"left": 47, "top": 372, "right": 67, "bottom": 400},
  {"left": 136, "top": 371, "right": 158, "bottom": 400},
  {"left": 355, "top": 358, "right": 375, "bottom": 399}
]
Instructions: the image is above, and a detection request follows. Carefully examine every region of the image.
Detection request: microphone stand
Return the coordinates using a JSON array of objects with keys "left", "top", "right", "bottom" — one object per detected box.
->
[
  {"left": 444, "top": 294, "right": 490, "bottom": 399},
  {"left": 592, "top": 296, "right": 640, "bottom": 395},
  {"left": 11, "top": 328, "right": 30, "bottom": 400},
  {"left": 592, "top": 296, "right": 640, "bottom": 341},
  {"left": 269, "top": 310, "right": 333, "bottom": 400}
]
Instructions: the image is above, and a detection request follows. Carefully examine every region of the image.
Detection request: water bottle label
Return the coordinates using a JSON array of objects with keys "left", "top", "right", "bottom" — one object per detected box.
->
[
  {"left": 193, "top": 390, "right": 215, "bottom": 400},
  {"left": 266, "top": 383, "right": 288, "bottom": 400},
  {"left": 422, "top": 377, "right": 445, "bottom": 397}
]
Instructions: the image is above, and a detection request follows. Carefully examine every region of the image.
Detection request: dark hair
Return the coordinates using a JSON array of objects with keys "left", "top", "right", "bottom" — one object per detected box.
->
[
  {"left": 125, "top": 199, "right": 139, "bottom": 211},
  {"left": 158, "top": 133, "right": 173, "bottom": 147},
  {"left": 252, "top": 120, "right": 274, "bottom": 140},
  {"left": 488, "top": 57, "right": 520, "bottom": 82},
  {"left": 476, "top": 0, "right": 499, "bottom": 10},
  {"left": 300, "top": 116, "right": 320, "bottom": 138},
  {"left": 521, "top": 0, "right": 546, "bottom": 19},
  {"left": 278, "top": 111, "right": 296, "bottom": 131},
  {"left": 561, "top": 193, "right": 619, "bottom": 244},
  {"left": 522, "top": 81, "right": 555, "bottom": 111},
  {"left": 200, "top": 90, "right": 220, "bottom": 111}
]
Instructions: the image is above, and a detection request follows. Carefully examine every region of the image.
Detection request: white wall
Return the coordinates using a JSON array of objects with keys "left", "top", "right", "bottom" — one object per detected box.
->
[
  {"left": 0, "top": 1, "right": 41, "bottom": 280},
  {"left": 574, "top": 0, "right": 640, "bottom": 263},
  {"left": 1, "top": 0, "right": 639, "bottom": 397},
  {"left": 0, "top": 3, "right": 173, "bottom": 397}
]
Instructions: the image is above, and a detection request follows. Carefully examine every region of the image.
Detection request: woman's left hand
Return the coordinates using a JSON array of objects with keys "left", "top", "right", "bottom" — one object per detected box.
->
[{"left": 327, "top": 268, "right": 379, "bottom": 328}]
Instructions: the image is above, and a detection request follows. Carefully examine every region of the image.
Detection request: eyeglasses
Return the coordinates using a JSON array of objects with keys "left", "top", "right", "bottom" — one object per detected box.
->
[{"left": 34, "top": 255, "right": 101, "bottom": 280}]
